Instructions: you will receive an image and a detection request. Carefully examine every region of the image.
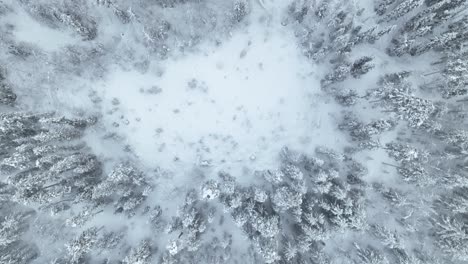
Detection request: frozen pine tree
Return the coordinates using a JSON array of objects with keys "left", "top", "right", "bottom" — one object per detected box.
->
[
  {"left": 350, "top": 56, "right": 375, "bottom": 78},
  {"left": 354, "top": 243, "right": 389, "bottom": 264},
  {"left": 385, "top": 142, "right": 428, "bottom": 163},
  {"left": 440, "top": 51, "right": 468, "bottom": 98},
  {"left": 369, "top": 75, "right": 435, "bottom": 127},
  {"left": 0, "top": 209, "right": 38, "bottom": 264},
  {"left": 381, "top": 0, "right": 424, "bottom": 22},
  {"left": 92, "top": 163, "right": 151, "bottom": 216},
  {"left": 432, "top": 215, "right": 468, "bottom": 261},
  {"left": 19, "top": 0, "right": 97, "bottom": 40},
  {"left": 122, "top": 240, "right": 153, "bottom": 264},
  {"left": 66, "top": 227, "right": 98, "bottom": 264},
  {"left": 0, "top": 83, "right": 16, "bottom": 106}
]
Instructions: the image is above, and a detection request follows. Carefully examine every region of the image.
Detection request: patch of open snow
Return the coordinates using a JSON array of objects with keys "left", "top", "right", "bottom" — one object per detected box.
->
[{"left": 91, "top": 6, "right": 343, "bottom": 188}]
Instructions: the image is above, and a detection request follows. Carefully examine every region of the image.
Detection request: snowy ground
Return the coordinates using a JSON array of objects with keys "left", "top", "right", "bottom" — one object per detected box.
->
[{"left": 91, "top": 6, "right": 343, "bottom": 184}]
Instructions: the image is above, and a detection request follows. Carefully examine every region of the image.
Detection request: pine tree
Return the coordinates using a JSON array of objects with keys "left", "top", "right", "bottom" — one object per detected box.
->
[
  {"left": 95, "top": 229, "right": 125, "bottom": 253},
  {"left": 340, "top": 113, "right": 395, "bottom": 149},
  {"left": 334, "top": 88, "right": 359, "bottom": 106},
  {"left": 201, "top": 180, "right": 220, "bottom": 200},
  {"left": 371, "top": 224, "right": 402, "bottom": 249},
  {"left": 351, "top": 57, "right": 375, "bottom": 78},
  {"left": 0, "top": 82, "right": 16, "bottom": 106},
  {"left": 441, "top": 52, "right": 468, "bottom": 98},
  {"left": 232, "top": 0, "right": 249, "bottom": 23},
  {"left": 66, "top": 227, "right": 98, "bottom": 264},
  {"left": 381, "top": 0, "right": 424, "bottom": 22},
  {"left": 375, "top": 0, "right": 399, "bottom": 16},
  {"left": 122, "top": 240, "right": 153, "bottom": 264},
  {"left": 20, "top": 1, "right": 97, "bottom": 40},
  {"left": 0, "top": 240, "right": 38, "bottom": 264},
  {"left": 370, "top": 76, "right": 435, "bottom": 127},
  {"left": 432, "top": 215, "right": 468, "bottom": 261},
  {"left": 355, "top": 243, "right": 390, "bottom": 264},
  {"left": 0, "top": 211, "right": 34, "bottom": 247},
  {"left": 92, "top": 163, "right": 151, "bottom": 216},
  {"left": 385, "top": 142, "right": 428, "bottom": 163}
]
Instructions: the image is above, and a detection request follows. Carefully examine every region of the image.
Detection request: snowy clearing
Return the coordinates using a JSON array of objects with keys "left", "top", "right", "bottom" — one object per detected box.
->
[{"left": 94, "top": 16, "right": 342, "bottom": 182}]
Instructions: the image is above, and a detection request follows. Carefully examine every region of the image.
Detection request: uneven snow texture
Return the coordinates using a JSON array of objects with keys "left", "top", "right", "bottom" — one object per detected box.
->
[{"left": 1, "top": 0, "right": 468, "bottom": 263}]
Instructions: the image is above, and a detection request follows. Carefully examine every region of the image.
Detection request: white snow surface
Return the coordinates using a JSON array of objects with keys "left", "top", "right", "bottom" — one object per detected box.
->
[{"left": 93, "top": 7, "right": 343, "bottom": 184}]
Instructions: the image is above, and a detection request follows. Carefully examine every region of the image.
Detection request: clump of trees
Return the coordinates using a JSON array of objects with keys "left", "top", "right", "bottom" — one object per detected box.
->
[
  {"left": 0, "top": 111, "right": 99, "bottom": 206},
  {"left": 0, "top": 68, "right": 16, "bottom": 106},
  {"left": 0, "top": 210, "right": 39, "bottom": 264},
  {"left": 92, "top": 163, "right": 153, "bottom": 216},
  {"left": 192, "top": 146, "right": 368, "bottom": 263},
  {"left": 20, "top": 0, "right": 98, "bottom": 40}
]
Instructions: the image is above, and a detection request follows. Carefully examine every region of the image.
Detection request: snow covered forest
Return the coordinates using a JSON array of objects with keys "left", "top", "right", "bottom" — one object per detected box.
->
[{"left": 1, "top": 0, "right": 468, "bottom": 263}]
